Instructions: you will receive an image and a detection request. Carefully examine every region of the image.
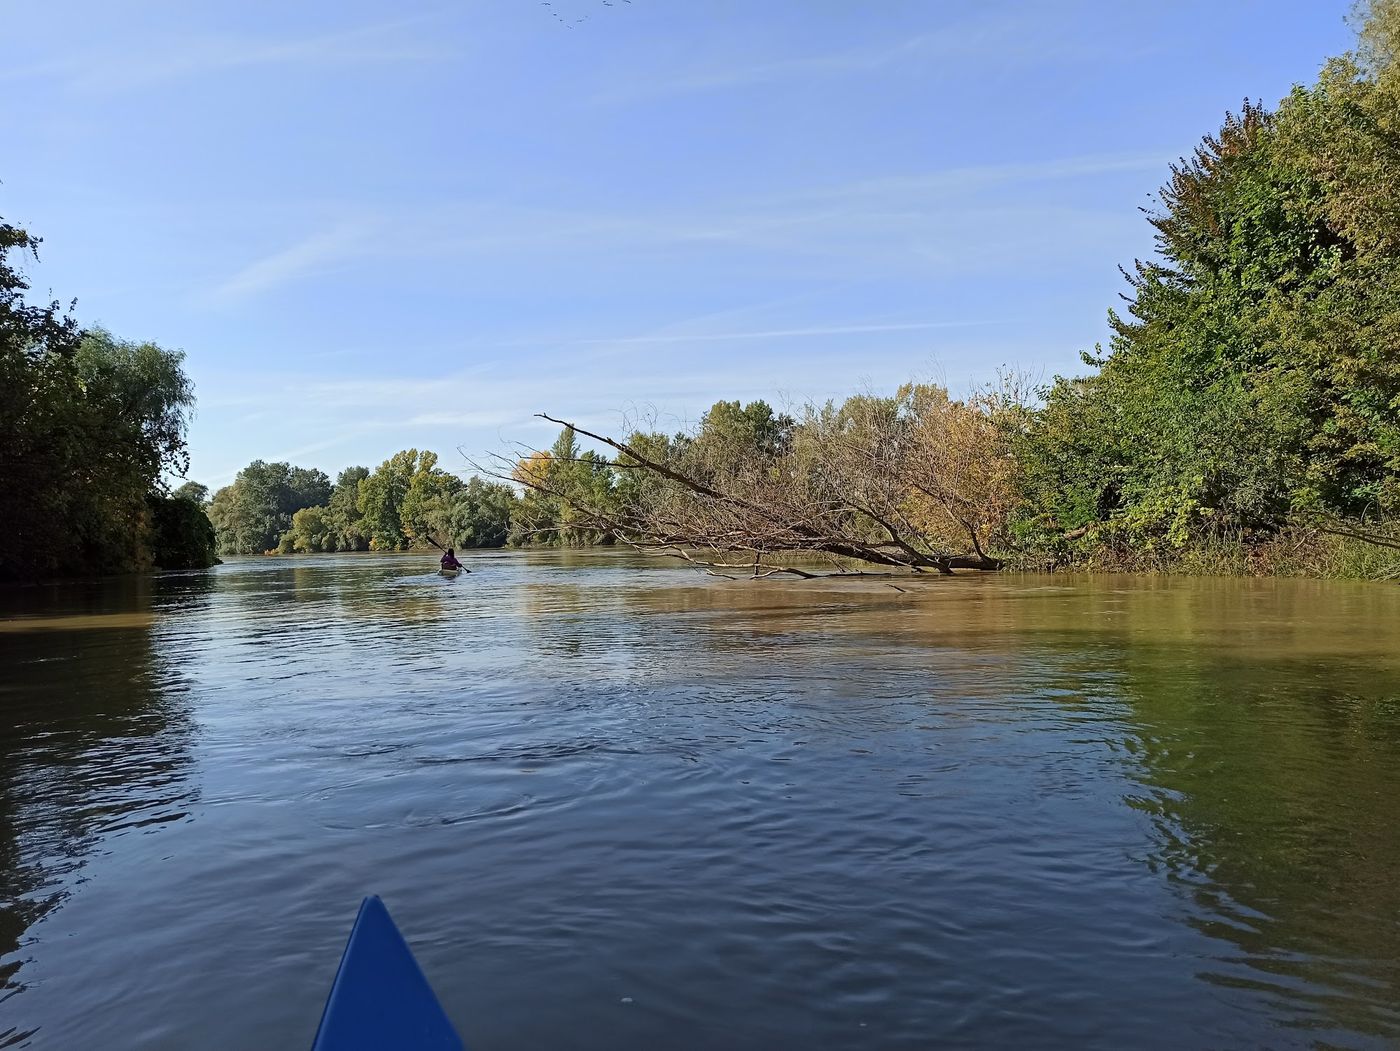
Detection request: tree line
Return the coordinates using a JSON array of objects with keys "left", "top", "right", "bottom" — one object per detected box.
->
[
  {"left": 208, "top": 396, "right": 1006, "bottom": 570},
  {"left": 1, "top": 222, "right": 215, "bottom": 579},
  {"left": 206, "top": 426, "right": 663, "bottom": 557},
  {"left": 205, "top": 451, "right": 521, "bottom": 555}
]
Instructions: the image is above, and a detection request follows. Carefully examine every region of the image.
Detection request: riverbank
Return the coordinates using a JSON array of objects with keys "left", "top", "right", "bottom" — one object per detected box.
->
[
  {"left": 149, "top": 527, "right": 1400, "bottom": 584},
  {"left": 1006, "top": 524, "right": 1400, "bottom": 582}
]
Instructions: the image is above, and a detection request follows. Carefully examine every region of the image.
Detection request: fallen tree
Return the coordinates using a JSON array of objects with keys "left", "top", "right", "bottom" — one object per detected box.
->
[{"left": 481, "top": 383, "right": 1024, "bottom": 577}]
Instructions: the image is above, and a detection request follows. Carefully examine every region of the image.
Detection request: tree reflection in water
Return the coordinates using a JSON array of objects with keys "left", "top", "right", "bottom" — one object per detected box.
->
[
  {"left": 0, "top": 576, "right": 204, "bottom": 1046},
  {"left": 1112, "top": 643, "right": 1400, "bottom": 1042}
]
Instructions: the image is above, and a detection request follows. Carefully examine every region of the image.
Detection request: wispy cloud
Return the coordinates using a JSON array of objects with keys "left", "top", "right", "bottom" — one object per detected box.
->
[
  {"left": 8, "top": 13, "right": 454, "bottom": 92},
  {"left": 588, "top": 7, "right": 1127, "bottom": 105},
  {"left": 193, "top": 323, "right": 1043, "bottom": 486},
  {"left": 799, "top": 153, "right": 1171, "bottom": 202},
  {"left": 192, "top": 147, "right": 1164, "bottom": 304},
  {"left": 204, "top": 223, "right": 372, "bottom": 305},
  {"left": 576, "top": 319, "right": 998, "bottom": 346},
  {"left": 404, "top": 411, "right": 526, "bottom": 428},
  {"left": 592, "top": 33, "right": 940, "bottom": 101}
]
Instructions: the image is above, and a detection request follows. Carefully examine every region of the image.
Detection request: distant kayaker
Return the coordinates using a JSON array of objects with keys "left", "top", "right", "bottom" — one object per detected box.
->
[{"left": 440, "top": 548, "right": 463, "bottom": 571}]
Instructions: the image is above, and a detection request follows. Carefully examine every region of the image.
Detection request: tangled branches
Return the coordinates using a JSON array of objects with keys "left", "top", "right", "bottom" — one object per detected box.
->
[{"left": 482, "top": 382, "right": 1026, "bottom": 578}]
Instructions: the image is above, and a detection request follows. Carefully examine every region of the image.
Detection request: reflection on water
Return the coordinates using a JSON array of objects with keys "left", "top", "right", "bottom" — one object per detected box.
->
[
  {"left": 0, "top": 576, "right": 205, "bottom": 1047},
  {"left": 1119, "top": 646, "right": 1400, "bottom": 1041},
  {"left": 0, "top": 552, "right": 1398, "bottom": 1049}
]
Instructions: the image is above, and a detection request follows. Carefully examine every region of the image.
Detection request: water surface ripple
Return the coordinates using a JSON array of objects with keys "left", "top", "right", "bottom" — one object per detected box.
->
[{"left": 1, "top": 551, "right": 1398, "bottom": 1048}]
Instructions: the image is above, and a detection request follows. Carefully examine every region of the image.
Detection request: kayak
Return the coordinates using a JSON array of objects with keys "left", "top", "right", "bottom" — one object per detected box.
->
[
  {"left": 312, "top": 896, "right": 464, "bottom": 1051},
  {"left": 438, "top": 568, "right": 462, "bottom": 578}
]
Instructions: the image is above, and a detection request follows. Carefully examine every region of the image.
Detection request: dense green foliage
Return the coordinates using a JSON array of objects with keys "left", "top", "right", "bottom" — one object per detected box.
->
[
  {"left": 147, "top": 491, "right": 218, "bottom": 570},
  {"left": 1011, "top": 4, "right": 1400, "bottom": 568},
  {"left": 326, "top": 467, "right": 370, "bottom": 549},
  {"left": 208, "top": 461, "right": 332, "bottom": 554},
  {"left": 209, "top": 449, "right": 518, "bottom": 555},
  {"left": 509, "top": 427, "right": 619, "bottom": 547},
  {"left": 0, "top": 220, "right": 213, "bottom": 578},
  {"left": 173, "top": 481, "right": 210, "bottom": 505},
  {"left": 355, "top": 450, "right": 421, "bottom": 551},
  {"left": 447, "top": 477, "right": 517, "bottom": 548}
]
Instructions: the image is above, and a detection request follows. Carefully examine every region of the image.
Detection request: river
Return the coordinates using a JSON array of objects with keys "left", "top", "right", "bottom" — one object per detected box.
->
[{"left": 1, "top": 551, "right": 1398, "bottom": 1049}]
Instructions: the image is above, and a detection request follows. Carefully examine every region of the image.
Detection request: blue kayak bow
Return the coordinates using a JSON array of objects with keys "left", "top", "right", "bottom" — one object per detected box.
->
[{"left": 312, "top": 896, "right": 465, "bottom": 1050}]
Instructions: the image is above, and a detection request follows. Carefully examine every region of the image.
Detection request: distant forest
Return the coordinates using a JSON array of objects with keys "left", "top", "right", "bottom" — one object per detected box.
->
[{"left": 200, "top": 451, "right": 521, "bottom": 555}]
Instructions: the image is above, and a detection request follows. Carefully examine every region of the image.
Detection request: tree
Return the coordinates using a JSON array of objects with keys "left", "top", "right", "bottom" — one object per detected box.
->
[
  {"left": 271, "top": 465, "right": 513, "bottom": 553},
  {"left": 504, "top": 401, "right": 1011, "bottom": 575},
  {"left": 148, "top": 492, "right": 218, "bottom": 569},
  {"left": 173, "top": 481, "right": 209, "bottom": 506},
  {"left": 282, "top": 505, "right": 333, "bottom": 553},
  {"left": 400, "top": 451, "right": 464, "bottom": 546},
  {"left": 1013, "top": 4, "right": 1400, "bottom": 564},
  {"left": 0, "top": 221, "right": 79, "bottom": 362},
  {"left": 507, "top": 427, "right": 618, "bottom": 547},
  {"left": 286, "top": 466, "right": 332, "bottom": 511},
  {"left": 693, "top": 400, "right": 795, "bottom": 470},
  {"left": 446, "top": 477, "right": 517, "bottom": 548},
  {"left": 208, "top": 460, "right": 332, "bottom": 554},
  {"left": 0, "top": 225, "right": 87, "bottom": 577},
  {"left": 509, "top": 450, "right": 558, "bottom": 546},
  {"left": 75, "top": 328, "right": 196, "bottom": 480},
  {"left": 0, "top": 222, "right": 201, "bottom": 577},
  {"left": 326, "top": 466, "right": 370, "bottom": 551},
  {"left": 358, "top": 449, "right": 431, "bottom": 550}
]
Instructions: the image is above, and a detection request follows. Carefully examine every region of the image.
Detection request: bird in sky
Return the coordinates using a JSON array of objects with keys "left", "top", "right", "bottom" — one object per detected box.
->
[{"left": 539, "top": 0, "right": 633, "bottom": 28}]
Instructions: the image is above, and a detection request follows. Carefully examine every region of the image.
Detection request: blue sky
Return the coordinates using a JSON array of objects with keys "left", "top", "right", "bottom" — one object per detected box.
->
[{"left": 7, "top": 0, "right": 1354, "bottom": 488}]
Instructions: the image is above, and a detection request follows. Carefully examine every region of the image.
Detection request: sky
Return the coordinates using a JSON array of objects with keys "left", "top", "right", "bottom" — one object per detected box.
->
[{"left": 6, "top": 0, "right": 1356, "bottom": 489}]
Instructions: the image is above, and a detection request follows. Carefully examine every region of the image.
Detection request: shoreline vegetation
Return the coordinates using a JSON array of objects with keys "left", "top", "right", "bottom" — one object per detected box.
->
[
  {"left": 5, "top": 3, "right": 1399, "bottom": 583},
  {"left": 1, "top": 221, "right": 216, "bottom": 580}
]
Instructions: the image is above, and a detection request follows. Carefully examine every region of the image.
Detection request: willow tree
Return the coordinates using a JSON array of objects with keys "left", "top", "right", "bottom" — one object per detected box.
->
[{"left": 1, "top": 218, "right": 205, "bottom": 577}]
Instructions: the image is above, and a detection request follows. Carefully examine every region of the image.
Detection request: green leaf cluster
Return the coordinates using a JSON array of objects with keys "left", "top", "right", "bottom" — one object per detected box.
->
[
  {"left": 509, "top": 426, "right": 619, "bottom": 547},
  {"left": 208, "top": 461, "right": 333, "bottom": 554},
  {"left": 1, "top": 220, "right": 208, "bottom": 578},
  {"left": 210, "top": 449, "right": 518, "bottom": 555},
  {"left": 1014, "top": 4, "right": 1400, "bottom": 560},
  {"left": 147, "top": 490, "right": 218, "bottom": 570}
]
